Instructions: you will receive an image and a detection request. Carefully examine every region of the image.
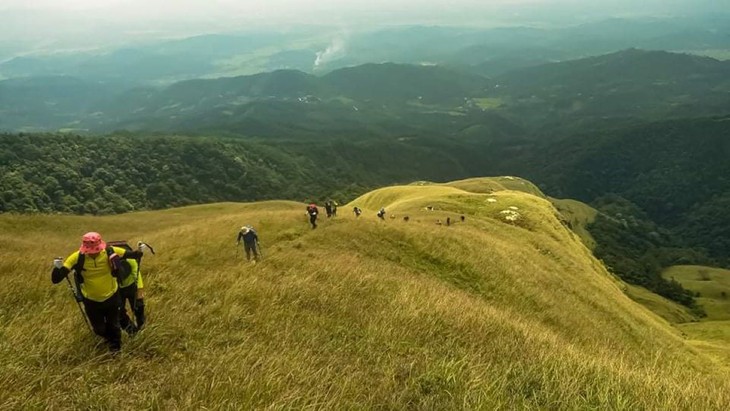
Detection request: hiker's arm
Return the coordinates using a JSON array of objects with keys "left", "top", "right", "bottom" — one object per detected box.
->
[
  {"left": 117, "top": 246, "right": 144, "bottom": 260},
  {"left": 51, "top": 266, "right": 70, "bottom": 284},
  {"left": 237, "top": 232, "right": 243, "bottom": 243},
  {"left": 52, "top": 253, "right": 78, "bottom": 284},
  {"left": 125, "top": 250, "right": 144, "bottom": 259}
]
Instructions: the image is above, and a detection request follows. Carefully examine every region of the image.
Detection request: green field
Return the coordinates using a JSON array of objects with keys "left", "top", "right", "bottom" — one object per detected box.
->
[
  {"left": 659, "top": 265, "right": 730, "bottom": 367},
  {"left": 472, "top": 97, "right": 504, "bottom": 110},
  {"left": 663, "top": 265, "right": 730, "bottom": 321},
  {"left": 1, "top": 178, "right": 729, "bottom": 408}
]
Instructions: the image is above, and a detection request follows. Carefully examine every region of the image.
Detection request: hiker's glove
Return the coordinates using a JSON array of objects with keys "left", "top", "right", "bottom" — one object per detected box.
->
[
  {"left": 109, "top": 254, "right": 121, "bottom": 277},
  {"left": 139, "top": 243, "right": 148, "bottom": 253},
  {"left": 51, "top": 266, "right": 70, "bottom": 284},
  {"left": 53, "top": 257, "right": 63, "bottom": 269}
]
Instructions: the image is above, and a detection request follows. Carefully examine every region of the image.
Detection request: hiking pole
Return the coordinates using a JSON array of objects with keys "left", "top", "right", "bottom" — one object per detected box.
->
[
  {"left": 256, "top": 241, "right": 264, "bottom": 261},
  {"left": 137, "top": 241, "right": 155, "bottom": 255},
  {"left": 64, "top": 276, "right": 92, "bottom": 332}
]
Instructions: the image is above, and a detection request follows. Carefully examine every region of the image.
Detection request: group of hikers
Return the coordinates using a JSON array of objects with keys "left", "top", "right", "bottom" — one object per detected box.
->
[
  {"left": 305, "top": 200, "right": 341, "bottom": 229},
  {"left": 51, "top": 232, "right": 153, "bottom": 352},
  {"left": 52, "top": 201, "right": 463, "bottom": 354}
]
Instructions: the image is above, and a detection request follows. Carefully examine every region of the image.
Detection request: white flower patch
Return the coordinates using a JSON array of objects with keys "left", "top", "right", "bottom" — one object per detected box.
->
[
  {"left": 503, "top": 176, "right": 515, "bottom": 180},
  {"left": 487, "top": 198, "right": 498, "bottom": 203},
  {"left": 500, "top": 210, "right": 520, "bottom": 222},
  {"left": 509, "top": 206, "right": 519, "bottom": 210}
]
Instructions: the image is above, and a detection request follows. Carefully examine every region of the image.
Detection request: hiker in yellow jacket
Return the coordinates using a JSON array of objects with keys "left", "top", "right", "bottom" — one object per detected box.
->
[
  {"left": 51, "top": 232, "right": 143, "bottom": 352},
  {"left": 118, "top": 258, "right": 146, "bottom": 335}
]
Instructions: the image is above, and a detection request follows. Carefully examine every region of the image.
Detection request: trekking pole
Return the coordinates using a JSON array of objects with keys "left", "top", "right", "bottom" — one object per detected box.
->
[
  {"left": 64, "top": 276, "right": 92, "bottom": 332},
  {"left": 257, "top": 241, "right": 264, "bottom": 260}
]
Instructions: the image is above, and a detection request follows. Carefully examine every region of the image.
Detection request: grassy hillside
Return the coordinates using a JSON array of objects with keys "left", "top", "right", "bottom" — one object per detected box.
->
[
  {"left": 1, "top": 178, "right": 729, "bottom": 408},
  {"left": 550, "top": 198, "right": 597, "bottom": 250}
]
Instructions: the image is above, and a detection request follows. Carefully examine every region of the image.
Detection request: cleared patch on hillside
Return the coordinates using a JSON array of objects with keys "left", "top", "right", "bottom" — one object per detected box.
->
[
  {"left": 661, "top": 265, "right": 730, "bottom": 368},
  {"left": 664, "top": 265, "right": 730, "bottom": 321}
]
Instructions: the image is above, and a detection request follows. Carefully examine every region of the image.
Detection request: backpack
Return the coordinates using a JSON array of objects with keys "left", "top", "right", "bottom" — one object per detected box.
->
[{"left": 107, "top": 241, "right": 140, "bottom": 285}]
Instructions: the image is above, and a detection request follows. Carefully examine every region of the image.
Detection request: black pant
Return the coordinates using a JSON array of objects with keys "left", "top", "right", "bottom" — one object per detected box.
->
[
  {"left": 309, "top": 214, "right": 317, "bottom": 228},
  {"left": 244, "top": 242, "right": 258, "bottom": 261},
  {"left": 83, "top": 292, "right": 122, "bottom": 351},
  {"left": 119, "top": 284, "right": 145, "bottom": 332}
]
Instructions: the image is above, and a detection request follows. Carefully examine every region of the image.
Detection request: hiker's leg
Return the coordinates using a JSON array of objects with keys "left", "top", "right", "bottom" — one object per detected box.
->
[
  {"left": 120, "top": 285, "right": 138, "bottom": 334},
  {"left": 83, "top": 299, "right": 107, "bottom": 337},
  {"left": 102, "top": 292, "right": 122, "bottom": 351},
  {"left": 252, "top": 243, "right": 259, "bottom": 260},
  {"left": 134, "top": 298, "right": 145, "bottom": 329},
  {"left": 244, "top": 243, "right": 252, "bottom": 260},
  {"left": 118, "top": 286, "right": 132, "bottom": 332}
]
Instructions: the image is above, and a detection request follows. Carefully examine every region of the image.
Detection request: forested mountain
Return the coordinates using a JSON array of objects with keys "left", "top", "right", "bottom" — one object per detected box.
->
[
  {"left": 2, "top": 16, "right": 727, "bottom": 83},
  {"left": 493, "top": 49, "right": 730, "bottom": 131},
  {"left": 2, "top": 49, "right": 728, "bottom": 135},
  {"left": 528, "top": 116, "right": 730, "bottom": 262}
]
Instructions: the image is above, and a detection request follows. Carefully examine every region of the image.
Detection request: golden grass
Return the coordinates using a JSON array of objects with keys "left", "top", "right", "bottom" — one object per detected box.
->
[{"left": 1, "top": 182, "right": 730, "bottom": 408}]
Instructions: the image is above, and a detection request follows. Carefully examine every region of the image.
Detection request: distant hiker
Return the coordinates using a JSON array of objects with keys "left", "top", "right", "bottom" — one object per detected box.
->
[
  {"left": 306, "top": 203, "right": 319, "bottom": 229},
  {"left": 436, "top": 219, "right": 442, "bottom": 225},
  {"left": 332, "top": 201, "right": 338, "bottom": 217},
  {"left": 403, "top": 216, "right": 410, "bottom": 222},
  {"left": 237, "top": 225, "right": 260, "bottom": 262},
  {"left": 324, "top": 201, "right": 333, "bottom": 218},
  {"left": 51, "top": 232, "right": 143, "bottom": 352},
  {"left": 353, "top": 206, "right": 362, "bottom": 217},
  {"left": 446, "top": 217, "right": 451, "bottom": 226},
  {"left": 461, "top": 215, "right": 465, "bottom": 223},
  {"left": 377, "top": 208, "right": 386, "bottom": 220}
]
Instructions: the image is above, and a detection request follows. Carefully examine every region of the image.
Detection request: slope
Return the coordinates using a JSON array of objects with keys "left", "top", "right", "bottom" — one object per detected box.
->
[
  {"left": 493, "top": 49, "right": 730, "bottom": 130},
  {"left": 1, "top": 178, "right": 729, "bottom": 409}
]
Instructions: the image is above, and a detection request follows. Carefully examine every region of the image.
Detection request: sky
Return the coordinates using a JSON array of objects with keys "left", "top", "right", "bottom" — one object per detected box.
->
[{"left": 1, "top": 0, "right": 727, "bottom": 53}]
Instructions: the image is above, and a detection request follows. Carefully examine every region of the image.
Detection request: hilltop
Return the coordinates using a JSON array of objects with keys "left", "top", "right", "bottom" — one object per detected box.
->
[{"left": 1, "top": 177, "right": 729, "bottom": 408}]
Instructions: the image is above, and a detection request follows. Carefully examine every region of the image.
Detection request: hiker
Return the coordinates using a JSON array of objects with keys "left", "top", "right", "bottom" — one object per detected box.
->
[
  {"left": 331, "top": 201, "right": 338, "bottom": 217},
  {"left": 403, "top": 216, "right": 410, "bottom": 222},
  {"left": 306, "top": 203, "right": 319, "bottom": 229},
  {"left": 377, "top": 207, "right": 386, "bottom": 220},
  {"left": 446, "top": 217, "right": 451, "bottom": 226},
  {"left": 109, "top": 240, "right": 153, "bottom": 336},
  {"left": 117, "top": 248, "right": 145, "bottom": 335},
  {"left": 353, "top": 206, "right": 362, "bottom": 217},
  {"left": 324, "top": 201, "right": 332, "bottom": 218},
  {"left": 51, "top": 232, "right": 144, "bottom": 352},
  {"left": 237, "top": 225, "right": 260, "bottom": 262},
  {"left": 461, "top": 215, "right": 465, "bottom": 223}
]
